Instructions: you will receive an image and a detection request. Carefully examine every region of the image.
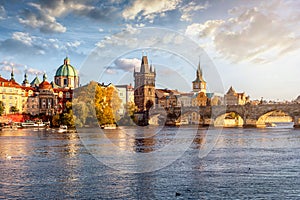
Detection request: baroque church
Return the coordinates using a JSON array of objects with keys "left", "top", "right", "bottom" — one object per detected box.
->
[{"left": 0, "top": 57, "right": 79, "bottom": 116}]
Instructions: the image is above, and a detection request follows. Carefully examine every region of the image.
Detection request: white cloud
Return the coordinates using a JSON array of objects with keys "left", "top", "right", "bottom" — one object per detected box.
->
[
  {"left": 122, "top": 0, "right": 181, "bottom": 21},
  {"left": 180, "top": 1, "right": 209, "bottom": 22},
  {"left": 66, "top": 41, "right": 81, "bottom": 48},
  {"left": 114, "top": 58, "right": 141, "bottom": 72},
  {"left": 12, "top": 32, "right": 34, "bottom": 46},
  {"left": 98, "top": 28, "right": 104, "bottom": 32},
  {"left": 26, "top": 67, "right": 43, "bottom": 75},
  {"left": 0, "top": 5, "right": 6, "bottom": 20},
  {"left": 185, "top": 1, "right": 300, "bottom": 64}
]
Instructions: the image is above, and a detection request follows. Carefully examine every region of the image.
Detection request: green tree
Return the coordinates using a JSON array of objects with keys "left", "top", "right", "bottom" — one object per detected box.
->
[
  {"left": 10, "top": 106, "right": 19, "bottom": 114},
  {"left": 72, "top": 100, "right": 88, "bottom": 127}
]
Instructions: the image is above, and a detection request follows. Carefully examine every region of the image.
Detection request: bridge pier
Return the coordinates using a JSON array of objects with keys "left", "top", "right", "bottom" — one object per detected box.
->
[
  {"left": 294, "top": 116, "right": 300, "bottom": 128},
  {"left": 243, "top": 119, "right": 258, "bottom": 128}
]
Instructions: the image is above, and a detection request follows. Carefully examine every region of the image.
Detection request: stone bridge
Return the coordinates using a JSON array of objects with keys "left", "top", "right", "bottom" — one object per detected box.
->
[{"left": 149, "top": 104, "right": 300, "bottom": 128}]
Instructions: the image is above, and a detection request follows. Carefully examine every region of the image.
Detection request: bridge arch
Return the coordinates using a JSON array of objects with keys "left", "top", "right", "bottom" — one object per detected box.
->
[
  {"left": 256, "top": 110, "right": 293, "bottom": 127},
  {"left": 214, "top": 111, "right": 244, "bottom": 127}
]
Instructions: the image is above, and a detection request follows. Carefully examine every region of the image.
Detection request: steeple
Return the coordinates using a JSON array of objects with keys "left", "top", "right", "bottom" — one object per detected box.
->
[
  {"left": 192, "top": 59, "right": 206, "bottom": 93},
  {"left": 195, "top": 61, "right": 205, "bottom": 82},
  {"left": 10, "top": 68, "right": 15, "bottom": 81},
  {"left": 22, "top": 72, "right": 30, "bottom": 86},
  {"left": 43, "top": 73, "right": 47, "bottom": 81}
]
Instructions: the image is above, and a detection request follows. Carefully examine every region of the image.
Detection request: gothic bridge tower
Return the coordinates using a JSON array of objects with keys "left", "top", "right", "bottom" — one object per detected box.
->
[{"left": 134, "top": 55, "right": 156, "bottom": 112}]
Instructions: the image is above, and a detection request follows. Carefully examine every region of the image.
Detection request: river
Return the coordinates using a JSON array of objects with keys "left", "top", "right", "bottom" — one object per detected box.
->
[{"left": 1, "top": 124, "right": 300, "bottom": 199}]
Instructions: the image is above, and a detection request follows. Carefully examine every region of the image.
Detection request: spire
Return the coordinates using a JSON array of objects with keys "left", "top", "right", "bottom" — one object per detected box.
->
[
  {"left": 10, "top": 68, "right": 15, "bottom": 81},
  {"left": 23, "top": 72, "right": 29, "bottom": 84},
  {"left": 43, "top": 73, "right": 47, "bottom": 81},
  {"left": 194, "top": 59, "right": 205, "bottom": 82}
]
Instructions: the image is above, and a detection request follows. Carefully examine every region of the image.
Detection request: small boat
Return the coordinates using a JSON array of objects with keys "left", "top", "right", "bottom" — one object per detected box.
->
[
  {"left": 21, "top": 121, "right": 46, "bottom": 128},
  {"left": 58, "top": 125, "right": 68, "bottom": 133},
  {"left": 100, "top": 124, "right": 117, "bottom": 129}
]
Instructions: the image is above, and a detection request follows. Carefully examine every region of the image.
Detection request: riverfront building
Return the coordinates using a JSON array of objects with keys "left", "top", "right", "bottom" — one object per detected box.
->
[{"left": 0, "top": 57, "right": 78, "bottom": 116}]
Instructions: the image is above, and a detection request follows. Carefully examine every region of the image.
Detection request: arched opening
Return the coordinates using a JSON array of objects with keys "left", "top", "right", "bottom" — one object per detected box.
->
[
  {"left": 214, "top": 112, "right": 244, "bottom": 127},
  {"left": 257, "top": 110, "right": 293, "bottom": 128}
]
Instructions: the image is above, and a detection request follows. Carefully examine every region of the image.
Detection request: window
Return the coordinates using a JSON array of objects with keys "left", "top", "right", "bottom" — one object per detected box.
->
[
  {"left": 66, "top": 92, "right": 70, "bottom": 98},
  {"left": 2, "top": 95, "right": 5, "bottom": 99},
  {"left": 64, "top": 79, "right": 67, "bottom": 86}
]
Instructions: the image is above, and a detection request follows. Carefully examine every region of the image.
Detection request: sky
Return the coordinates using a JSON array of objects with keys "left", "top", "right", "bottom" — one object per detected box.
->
[{"left": 0, "top": 0, "right": 300, "bottom": 100}]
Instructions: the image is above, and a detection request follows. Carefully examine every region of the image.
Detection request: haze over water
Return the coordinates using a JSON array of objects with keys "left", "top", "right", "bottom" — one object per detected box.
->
[{"left": 1, "top": 125, "right": 300, "bottom": 199}]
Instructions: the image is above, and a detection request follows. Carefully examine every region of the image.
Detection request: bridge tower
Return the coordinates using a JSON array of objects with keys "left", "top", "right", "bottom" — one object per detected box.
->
[
  {"left": 134, "top": 54, "right": 156, "bottom": 112},
  {"left": 192, "top": 61, "right": 206, "bottom": 93}
]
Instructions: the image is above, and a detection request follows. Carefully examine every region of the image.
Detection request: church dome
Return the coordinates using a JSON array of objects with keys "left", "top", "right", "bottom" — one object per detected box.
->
[{"left": 55, "top": 57, "right": 78, "bottom": 77}]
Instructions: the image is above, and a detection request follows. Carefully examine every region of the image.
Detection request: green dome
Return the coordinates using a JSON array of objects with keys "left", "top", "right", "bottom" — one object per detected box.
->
[{"left": 55, "top": 57, "right": 78, "bottom": 77}]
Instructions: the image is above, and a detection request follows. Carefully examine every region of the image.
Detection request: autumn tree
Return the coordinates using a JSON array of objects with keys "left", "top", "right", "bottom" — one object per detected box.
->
[
  {"left": 94, "top": 84, "right": 121, "bottom": 125},
  {"left": 0, "top": 101, "right": 4, "bottom": 116}
]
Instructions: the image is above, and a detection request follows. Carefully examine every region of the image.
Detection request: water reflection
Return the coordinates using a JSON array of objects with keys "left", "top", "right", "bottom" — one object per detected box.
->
[{"left": 1, "top": 127, "right": 300, "bottom": 198}]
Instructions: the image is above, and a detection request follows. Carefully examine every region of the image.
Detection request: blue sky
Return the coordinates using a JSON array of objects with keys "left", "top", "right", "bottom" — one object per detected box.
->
[{"left": 0, "top": 0, "right": 299, "bottom": 100}]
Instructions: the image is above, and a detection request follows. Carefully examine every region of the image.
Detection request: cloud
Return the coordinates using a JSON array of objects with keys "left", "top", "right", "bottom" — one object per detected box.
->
[
  {"left": 104, "top": 67, "right": 118, "bottom": 75},
  {"left": 66, "top": 41, "right": 81, "bottom": 48},
  {"left": 12, "top": 32, "right": 34, "bottom": 46},
  {"left": 114, "top": 58, "right": 141, "bottom": 72},
  {"left": 26, "top": 67, "right": 43, "bottom": 75},
  {"left": 122, "top": 0, "right": 181, "bottom": 22},
  {"left": 0, "top": 5, "right": 6, "bottom": 20},
  {"left": 185, "top": 1, "right": 300, "bottom": 64},
  {"left": 18, "top": 7, "right": 66, "bottom": 33},
  {"left": 18, "top": 1, "right": 119, "bottom": 33},
  {"left": 180, "top": 1, "right": 209, "bottom": 22},
  {"left": 98, "top": 28, "right": 104, "bottom": 32}
]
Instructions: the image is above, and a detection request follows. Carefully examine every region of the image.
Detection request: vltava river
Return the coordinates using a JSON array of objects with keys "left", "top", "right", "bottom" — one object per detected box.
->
[{"left": 1, "top": 124, "right": 300, "bottom": 199}]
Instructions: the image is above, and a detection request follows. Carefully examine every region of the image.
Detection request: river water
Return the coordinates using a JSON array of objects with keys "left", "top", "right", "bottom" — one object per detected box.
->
[{"left": 1, "top": 124, "right": 300, "bottom": 199}]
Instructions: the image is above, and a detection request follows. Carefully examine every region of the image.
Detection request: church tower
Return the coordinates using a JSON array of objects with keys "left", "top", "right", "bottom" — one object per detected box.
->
[
  {"left": 134, "top": 55, "right": 156, "bottom": 112},
  {"left": 192, "top": 61, "right": 206, "bottom": 93}
]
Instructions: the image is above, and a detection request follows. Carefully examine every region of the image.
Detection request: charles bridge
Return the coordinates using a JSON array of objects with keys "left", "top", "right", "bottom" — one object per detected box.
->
[{"left": 149, "top": 104, "right": 300, "bottom": 128}]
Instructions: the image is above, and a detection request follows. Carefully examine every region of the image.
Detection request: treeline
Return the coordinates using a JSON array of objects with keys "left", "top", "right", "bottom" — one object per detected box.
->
[{"left": 52, "top": 81, "right": 137, "bottom": 128}]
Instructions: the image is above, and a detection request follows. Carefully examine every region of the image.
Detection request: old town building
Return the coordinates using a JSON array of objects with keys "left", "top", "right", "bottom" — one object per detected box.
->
[
  {"left": 0, "top": 57, "right": 78, "bottom": 116},
  {"left": 224, "top": 86, "right": 249, "bottom": 105}
]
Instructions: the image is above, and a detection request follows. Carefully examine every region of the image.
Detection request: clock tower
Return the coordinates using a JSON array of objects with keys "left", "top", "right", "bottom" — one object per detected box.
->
[{"left": 192, "top": 61, "right": 206, "bottom": 93}]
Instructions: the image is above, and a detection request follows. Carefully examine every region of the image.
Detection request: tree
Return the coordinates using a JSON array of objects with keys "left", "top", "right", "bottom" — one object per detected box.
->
[
  {"left": 72, "top": 100, "right": 88, "bottom": 127},
  {"left": 117, "top": 102, "right": 137, "bottom": 126},
  {"left": 52, "top": 114, "right": 61, "bottom": 127},
  {"left": 10, "top": 106, "right": 19, "bottom": 114},
  {"left": 0, "top": 101, "right": 4, "bottom": 116},
  {"left": 94, "top": 84, "right": 121, "bottom": 125}
]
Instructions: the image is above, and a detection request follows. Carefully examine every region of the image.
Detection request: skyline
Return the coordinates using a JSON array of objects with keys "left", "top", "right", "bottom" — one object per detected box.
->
[{"left": 0, "top": 0, "right": 299, "bottom": 100}]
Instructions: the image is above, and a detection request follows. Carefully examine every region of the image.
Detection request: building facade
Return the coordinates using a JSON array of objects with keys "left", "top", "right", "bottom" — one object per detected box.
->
[
  {"left": 134, "top": 55, "right": 156, "bottom": 112},
  {"left": 225, "top": 86, "right": 249, "bottom": 105},
  {"left": 0, "top": 57, "right": 78, "bottom": 116}
]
